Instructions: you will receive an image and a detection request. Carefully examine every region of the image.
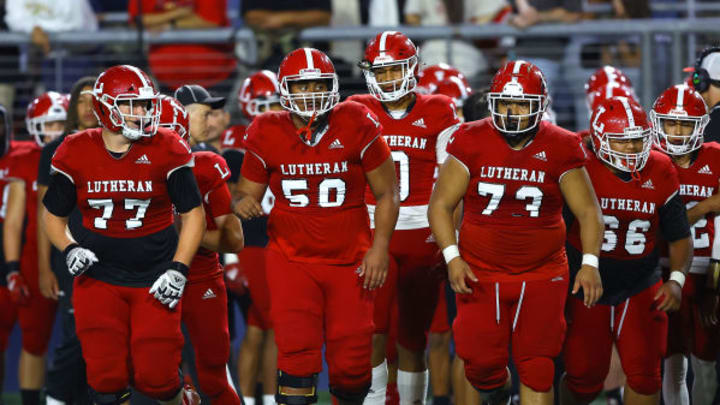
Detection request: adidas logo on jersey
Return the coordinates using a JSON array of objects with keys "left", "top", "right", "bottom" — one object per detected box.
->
[
  {"left": 412, "top": 118, "right": 427, "bottom": 128},
  {"left": 641, "top": 179, "right": 655, "bottom": 190},
  {"left": 202, "top": 288, "right": 216, "bottom": 300},
  {"left": 698, "top": 164, "right": 713, "bottom": 175},
  {"left": 135, "top": 154, "right": 151, "bottom": 164},
  {"left": 328, "top": 139, "right": 344, "bottom": 149},
  {"left": 533, "top": 151, "right": 547, "bottom": 161}
]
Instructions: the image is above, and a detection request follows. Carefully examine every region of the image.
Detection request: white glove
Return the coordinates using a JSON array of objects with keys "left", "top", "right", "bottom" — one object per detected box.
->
[
  {"left": 149, "top": 269, "right": 187, "bottom": 309},
  {"left": 63, "top": 244, "right": 99, "bottom": 276}
]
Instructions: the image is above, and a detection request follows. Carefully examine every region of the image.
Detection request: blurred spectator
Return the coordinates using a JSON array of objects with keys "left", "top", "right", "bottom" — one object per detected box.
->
[
  {"left": 366, "top": 0, "right": 401, "bottom": 25},
  {"left": 241, "top": 0, "right": 331, "bottom": 69},
  {"left": 507, "top": 0, "right": 582, "bottom": 129},
  {"left": 128, "top": 0, "right": 237, "bottom": 91},
  {"left": 694, "top": 49, "right": 720, "bottom": 143},
  {"left": 89, "top": 0, "right": 129, "bottom": 12},
  {"left": 329, "top": 0, "right": 363, "bottom": 70},
  {"left": 404, "top": 0, "right": 507, "bottom": 79}
]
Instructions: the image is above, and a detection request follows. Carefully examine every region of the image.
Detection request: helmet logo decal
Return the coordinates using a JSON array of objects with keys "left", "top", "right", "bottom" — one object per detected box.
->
[{"left": 592, "top": 106, "right": 606, "bottom": 134}]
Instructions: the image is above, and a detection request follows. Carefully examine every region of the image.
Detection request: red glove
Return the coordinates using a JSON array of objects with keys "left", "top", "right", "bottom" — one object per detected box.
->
[
  {"left": 7, "top": 269, "right": 30, "bottom": 306},
  {"left": 223, "top": 256, "right": 248, "bottom": 297}
]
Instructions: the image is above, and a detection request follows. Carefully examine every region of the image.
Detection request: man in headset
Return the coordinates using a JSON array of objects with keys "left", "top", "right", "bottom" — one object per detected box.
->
[{"left": 689, "top": 47, "right": 720, "bottom": 143}]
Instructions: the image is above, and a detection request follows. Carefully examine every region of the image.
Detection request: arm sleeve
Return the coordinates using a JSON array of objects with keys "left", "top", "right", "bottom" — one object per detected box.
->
[
  {"left": 37, "top": 143, "right": 56, "bottom": 187},
  {"left": 659, "top": 192, "right": 691, "bottom": 242},
  {"left": 206, "top": 184, "right": 233, "bottom": 218},
  {"left": 43, "top": 173, "right": 77, "bottom": 217},
  {"left": 167, "top": 167, "right": 202, "bottom": 214},
  {"left": 222, "top": 149, "right": 245, "bottom": 183}
]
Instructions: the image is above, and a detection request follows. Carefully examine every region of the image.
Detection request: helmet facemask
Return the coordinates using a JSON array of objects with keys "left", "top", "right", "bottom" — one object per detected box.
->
[
  {"left": 596, "top": 127, "right": 652, "bottom": 173},
  {"left": 650, "top": 111, "right": 708, "bottom": 156},
  {"left": 248, "top": 94, "right": 282, "bottom": 117},
  {"left": 488, "top": 93, "right": 546, "bottom": 137},
  {"left": 362, "top": 56, "right": 418, "bottom": 102},
  {"left": 27, "top": 117, "right": 66, "bottom": 146},
  {"left": 95, "top": 86, "right": 161, "bottom": 141},
  {"left": 280, "top": 75, "right": 339, "bottom": 119}
]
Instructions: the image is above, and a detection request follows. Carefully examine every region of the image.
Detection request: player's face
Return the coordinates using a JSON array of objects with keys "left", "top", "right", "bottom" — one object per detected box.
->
[
  {"left": 117, "top": 99, "right": 151, "bottom": 129},
  {"left": 187, "top": 103, "right": 211, "bottom": 145},
  {"left": 288, "top": 80, "right": 329, "bottom": 112},
  {"left": 608, "top": 137, "right": 645, "bottom": 154},
  {"left": 206, "top": 108, "right": 229, "bottom": 142},
  {"left": 78, "top": 85, "right": 98, "bottom": 130},
  {"left": 661, "top": 118, "right": 695, "bottom": 144},
  {"left": 496, "top": 99, "right": 532, "bottom": 131},
  {"left": 372, "top": 64, "right": 404, "bottom": 91}
]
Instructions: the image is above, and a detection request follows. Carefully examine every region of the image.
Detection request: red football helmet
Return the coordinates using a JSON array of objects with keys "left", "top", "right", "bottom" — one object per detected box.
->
[
  {"left": 432, "top": 76, "right": 472, "bottom": 107},
  {"left": 416, "top": 63, "right": 470, "bottom": 94},
  {"left": 585, "top": 66, "right": 633, "bottom": 95},
  {"left": 587, "top": 82, "right": 637, "bottom": 118},
  {"left": 278, "top": 48, "right": 339, "bottom": 118},
  {"left": 238, "top": 70, "right": 281, "bottom": 119},
  {"left": 651, "top": 84, "right": 709, "bottom": 156},
  {"left": 590, "top": 96, "right": 651, "bottom": 173},
  {"left": 88, "top": 65, "right": 161, "bottom": 140},
  {"left": 157, "top": 95, "right": 189, "bottom": 141},
  {"left": 488, "top": 60, "right": 549, "bottom": 135},
  {"left": 26, "top": 91, "right": 69, "bottom": 146},
  {"left": 360, "top": 31, "right": 419, "bottom": 101}
]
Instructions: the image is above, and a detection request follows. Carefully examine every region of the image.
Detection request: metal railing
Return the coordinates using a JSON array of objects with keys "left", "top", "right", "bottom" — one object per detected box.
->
[{"left": 1, "top": 17, "right": 720, "bottom": 129}]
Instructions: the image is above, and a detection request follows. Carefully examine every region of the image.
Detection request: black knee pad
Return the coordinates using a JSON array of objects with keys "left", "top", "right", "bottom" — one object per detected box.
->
[
  {"left": 276, "top": 371, "right": 318, "bottom": 405},
  {"left": 475, "top": 385, "right": 511, "bottom": 405},
  {"left": 329, "top": 383, "right": 371, "bottom": 404},
  {"left": 89, "top": 388, "right": 131, "bottom": 405}
]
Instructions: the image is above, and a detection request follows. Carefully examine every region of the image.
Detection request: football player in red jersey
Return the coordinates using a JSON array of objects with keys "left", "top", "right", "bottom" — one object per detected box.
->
[
  {"left": 651, "top": 85, "right": 719, "bottom": 405},
  {"left": 231, "top": 70, "right": 283, "bottom": 405},
  {"left": 235, "top": 47, "right": 399, "bottom": 405},
  {"left": 0, "top": 103, "right": 20, "bottom": 403},
  {"left": 2, "top": 92, "right": 67, "bottom": 405},
  {"left": 349, "top": 31, "right": 461, "bottom": 405},
  {"left": 221, "top": 70, "right": 283, "bottom": 153},
  {"left": 41, "top": 65, "right": 206, "bottom": 405},
  {"left": 560, "top": 96, "right": 693, "bottom": 405},
  {"left": 428, "top": 60, "right": 604, "bottom": 405},
  {"left": 159, "top": 95, "right": 244, "bottom": 405}
]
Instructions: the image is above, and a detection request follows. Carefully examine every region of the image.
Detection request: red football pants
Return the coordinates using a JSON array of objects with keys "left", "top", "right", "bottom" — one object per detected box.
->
[
  {"left": 0, "top": 287, "right": 18, "bottom": 351},
  {"left": 454, "top": 274, "right": 568, "bottom": 392},
  {"left": 73, "top": 276, "right": 184, "bottom": 400},
  {"left": 563, "top": 281, "right": 668, "bottom": 398},
  {"left": 666, "top": 273, "right": 720, "bottom": 360},
  {"left": 238, "top": 246, "right": 272, "bottom": 330},
  {"left": 266, "top": 248, "right": 374, "bottom": 392}
]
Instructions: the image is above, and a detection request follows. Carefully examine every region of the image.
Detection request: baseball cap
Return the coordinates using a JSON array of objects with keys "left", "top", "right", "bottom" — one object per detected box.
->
[
  {"left": 700, "top": 52, "right": 720, "bottom": 81},
  {"left": 174, "top": 84, "right": 225, "bottom": 109}
]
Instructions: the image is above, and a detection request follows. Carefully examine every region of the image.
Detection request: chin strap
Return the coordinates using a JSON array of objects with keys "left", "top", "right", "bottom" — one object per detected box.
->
[
  {"left": 296, "top": 112, "right": 318, "bottom": 143},
  {"left": 631, "top": 168, "right": 642, "bottom": 182}
]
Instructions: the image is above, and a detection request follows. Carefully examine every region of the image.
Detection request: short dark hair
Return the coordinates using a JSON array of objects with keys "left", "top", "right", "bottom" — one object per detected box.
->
[
  {"left": 462, "top": 87, "right": 490, "bottom": 122},
  {"left": 64, "top": 76, "right": 97, "bottom": 134}
]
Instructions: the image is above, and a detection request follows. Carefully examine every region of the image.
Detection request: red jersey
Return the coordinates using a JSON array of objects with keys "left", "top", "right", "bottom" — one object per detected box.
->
[
  {"left": 221, "top": 124, "right": 246, "bottom": 151},
  {"left": 447, "top": 119, "right": 586, "bottom": 281},
  {"left": 51, "top": 128, "right": 194, "bottom": 238},
  {"left": 667, "top": 143, "right": 720, "bottom": 273},
  {"left": 568, "top": 148, "right": 679, "bottom": 261},
  {"left": 241, "top": 101, "right": 391, "bottom": 265},
  {"left": 188, "top": 151, "right": 232, "bottom": 282},
  {"left": 0, "top": 141, "right": 38, "bottom": 221},
  {"left": 347, "top": 93, "right": 460, "bottom": 230}
]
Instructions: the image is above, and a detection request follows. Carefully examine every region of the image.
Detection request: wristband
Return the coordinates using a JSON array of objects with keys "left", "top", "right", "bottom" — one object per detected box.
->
[
  {"left": 709, "top": 259, "right": 720, "bottom": 292},
  {"left": 669, "top": 271, "right": 686, "bottom": 289},
  {"left": 170, "top": 261, "right": 190, "bottom": 277},
  {"left": 6, "top": 261, "right": 20, "bottom": 274},
  {"left": 581, "top": 254, "right": 599, "bottom": 269},
  {"left": 442, "top": 245, "right": 460, "bottom": 264},
  {"left": 62, "top": 243, "right": 80, "bottom": 257}
]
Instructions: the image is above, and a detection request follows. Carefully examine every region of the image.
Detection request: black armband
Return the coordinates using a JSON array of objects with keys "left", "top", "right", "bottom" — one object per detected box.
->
[
  {"left": 170, "top": 261, "right": 189, "bottom": 277},
  {"left": 43, "top": 173, "right": 77, "bottom": 217},
  {"left": 659, "top": 192, "right": 691, "bottom": 242},
  {"left": 6, "top": 261, "right": 19, "bottom": 274},
  {"left": 167, "top": 167, "right": 202, "bottom": 214}
]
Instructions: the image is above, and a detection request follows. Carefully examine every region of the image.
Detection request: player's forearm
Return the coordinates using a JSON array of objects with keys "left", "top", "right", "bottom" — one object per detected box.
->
[
  {"left": 428, "top": 200, "right": 458, "bottom": 250},
  {"left": 668, "top": 237, "right": 693, "bottom": 275},
  {"left": 175, "top": 13, "right": 220, "bottom": 29},
  {"left": 371, "top": 192, "right": 399, "bottom": 250},
  {"left": 3, "top": 183, "right": 26, "bottom": 262},
  {"left": 43, "top": 210, "right": 72, "bottom": 252},
  {"left": 173, "top": 205, "right": 206, "bottom": 266},
  {"left": 134, "top": 8, "right": 190, "bottom": 28},
  {"left": 688, "top": 201, "right": 711, "bottom": 225},
  {"left": 37, "top": 186, "right": 52, "bottom": 274},
  {"left": 201, "top": 215, "right": 244, "bottom": 253},
  {"left": 576, "top": 205, "right": 603, "bottom": 256}
]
